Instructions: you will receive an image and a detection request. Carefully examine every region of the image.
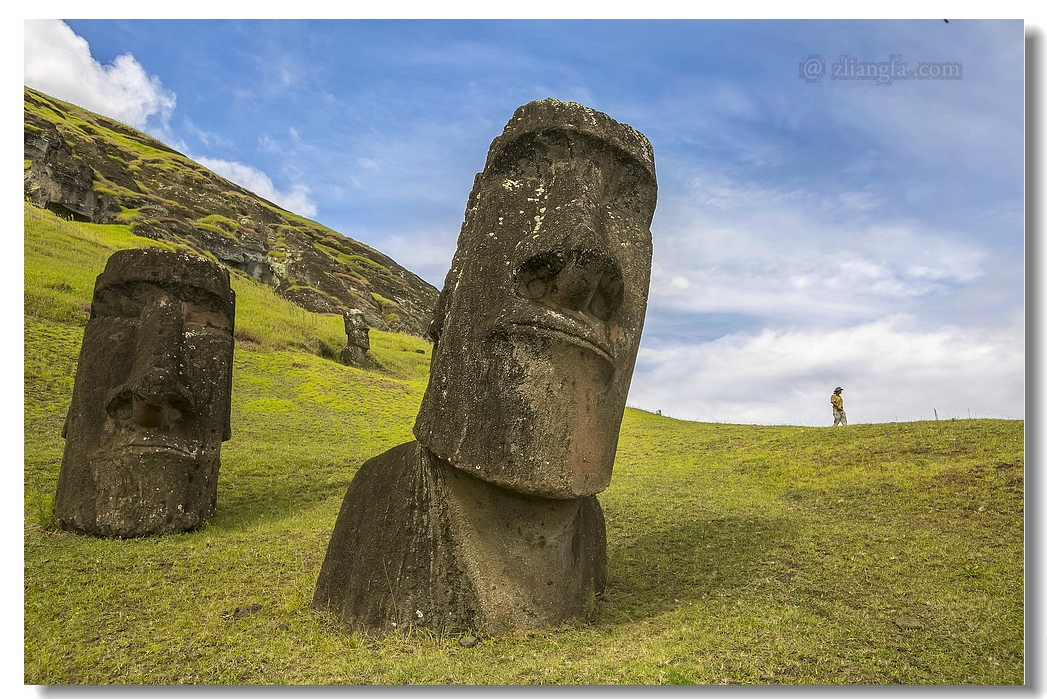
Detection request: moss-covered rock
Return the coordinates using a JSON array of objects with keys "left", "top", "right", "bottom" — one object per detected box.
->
[{"left": 23, "top": 86, "right": 438, "bottom": 337}]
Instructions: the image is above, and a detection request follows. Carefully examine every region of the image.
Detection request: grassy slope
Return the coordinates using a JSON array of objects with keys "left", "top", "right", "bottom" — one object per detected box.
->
[
  {"left": 25, "top": 87, "right": 436, "bottom": 337},
  {"left": 24, "top": 205, "right": 1023, "bottom": 684}
]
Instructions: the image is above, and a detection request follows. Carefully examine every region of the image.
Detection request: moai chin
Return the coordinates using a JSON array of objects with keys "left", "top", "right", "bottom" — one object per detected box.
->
[
  {"left": 55, "top": 248, "right": 236, "bottom": 537},
  {"left": 313, "top": 99, "right": 656, "bottom": 635},
  {"left": 340, "top": 308, "right": 370, "bottom": 368}
]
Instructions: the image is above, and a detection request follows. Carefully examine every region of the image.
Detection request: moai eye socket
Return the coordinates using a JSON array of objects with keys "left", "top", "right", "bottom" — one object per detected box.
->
[
  {"left": 106, "top": 392, "right": 133, "bottom": 421},
  {"left": 182, "top": 300, "right": 232, "bottom": 333},
  {"left": 603, "top": 160, "right": 658, "bottom": 224},
  {"left": 92, "top": 285, "right": 145, "bottom": 319}
]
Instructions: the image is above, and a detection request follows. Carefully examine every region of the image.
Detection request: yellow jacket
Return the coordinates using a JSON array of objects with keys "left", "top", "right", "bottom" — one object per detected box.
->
[{"left": 831, "top": 393, "right": 843, "bottom": 410}]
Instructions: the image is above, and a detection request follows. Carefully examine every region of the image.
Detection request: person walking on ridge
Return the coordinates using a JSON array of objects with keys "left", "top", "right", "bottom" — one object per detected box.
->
[{"left": 831, "top": 387, "right": 847, "bottom": 426}]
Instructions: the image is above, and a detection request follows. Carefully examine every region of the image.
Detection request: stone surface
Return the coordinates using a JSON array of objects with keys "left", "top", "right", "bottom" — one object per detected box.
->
[
  {"left": 24, "top": 124, "right": 120, "bottom": 223},
  {"left": 895, "top": 617, "right": 924, "bottom": 630},
  {"left": 231, "top": 604, "right": 263, "bottom": 620},
  {"left": 54, "top": 248, "right": 236, "bottom": 537},
  {"left": 340, "top": 308, "right": 371, "bottom": 368},
  {"left": 313, "top": 99, "right": 656, "bottom": 634}
]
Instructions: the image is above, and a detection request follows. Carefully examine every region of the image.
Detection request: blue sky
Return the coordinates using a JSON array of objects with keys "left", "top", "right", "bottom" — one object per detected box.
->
[{"left": 23, "top": 18, "right": 1027, "bottom": 424}]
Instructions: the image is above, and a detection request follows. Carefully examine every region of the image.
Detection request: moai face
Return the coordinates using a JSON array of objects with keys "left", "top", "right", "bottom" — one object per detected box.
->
[
  {"left": 414, "top": 99, "right": 656, "bottom": 499},
  {"left": 344, "top": 308, "right": 370, "bottom": 350},
  {"left": 340, "top": 308, "right": 370, "bottom": 368},
  {"left": 55, "top": 248, "right": 235, "bottom": 537}
]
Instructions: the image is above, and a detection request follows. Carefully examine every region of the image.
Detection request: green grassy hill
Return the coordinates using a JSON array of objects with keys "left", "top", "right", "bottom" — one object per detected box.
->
[
  {"left": 24, "top": 204, "right": 1023, "bottom": 684},
  {"left": 24, "top": 86, "right": 438, "bottom": 336}
]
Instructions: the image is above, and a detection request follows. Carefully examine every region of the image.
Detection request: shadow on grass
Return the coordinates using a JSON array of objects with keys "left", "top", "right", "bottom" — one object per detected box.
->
[
  {"left": 203, "top": 457, "right": 366, "bottom": 534},
  {"left": 204, "top": 462, "right": 800, "bottom": 626},
  {"left": 603, "top": 513, "right": 797, "bottom": 622}
]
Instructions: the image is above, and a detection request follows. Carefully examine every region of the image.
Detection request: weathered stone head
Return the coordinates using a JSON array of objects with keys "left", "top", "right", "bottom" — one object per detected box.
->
[
  {"left": 414, "top": 99, "right": 656, "bottom": 499},
  {"left": 340, "top": 308, "right": 370, "bottom": 368},
  {"left": 313, "top": 100, "right": 656, "bottom": 635},
  {"left": 55, "top": 248, "right": 236, "bottom": 537}
]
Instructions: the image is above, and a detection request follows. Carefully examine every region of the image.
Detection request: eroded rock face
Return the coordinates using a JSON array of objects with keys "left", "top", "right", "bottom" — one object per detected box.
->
[
  {"left": 55, "top": 249, "right": 236, "bottom": 537},
  {"left": 24, "top": 126, "right": 120, "bottom": 223},
  {"left": 340, "top": 308, "right": 371, "bottom": 368},
  {"left": 313, "top": 99, "right": 656, "bottom": 634},
  {"left": 24, "top": 87, "right": 438, "bottom": 338}
]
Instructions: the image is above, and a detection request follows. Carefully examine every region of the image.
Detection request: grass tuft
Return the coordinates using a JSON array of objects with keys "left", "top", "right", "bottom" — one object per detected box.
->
[{"left": 32, "top": 489, "right": 60, "bottom": 532}]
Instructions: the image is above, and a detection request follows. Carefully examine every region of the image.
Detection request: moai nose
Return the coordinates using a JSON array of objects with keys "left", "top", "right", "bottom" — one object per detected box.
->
[
  {"left": 106, "top": 390, "right": 194, "bottom": 428},
  {"left": 105, "top": 291, "right": 195, "bottom": 428},
  {"left": 516, "top": 249, "right": 624, "bottom": 322}
]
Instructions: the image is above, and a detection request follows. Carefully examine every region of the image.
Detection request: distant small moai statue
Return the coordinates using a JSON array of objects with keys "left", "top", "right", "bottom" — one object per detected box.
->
[
  {"left": 55, "top": 248, "right": 236, "bottom": 537},
  {"left": 340, "top": 308, "right": 370, "bottom": 368},
  {"left": 312, "top": 99, "right": 657, "bottom": 635}
]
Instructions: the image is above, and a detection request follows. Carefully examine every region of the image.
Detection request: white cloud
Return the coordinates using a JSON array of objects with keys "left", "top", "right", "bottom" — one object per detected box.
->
[
  {"left": 648, "top": 177, "right": 992, "bottom": 326},
  {"left": 638, "top": 172, "right": 1020, "bottom": 426},
  {"left": 258, "top": 135, "right": 280, "bottom": 153},
  {"left": 379, "top": 229, "right": 459, "bottom": 288},
  {"left": 629, "top": 315, "right": 1024, "bottom": 425},
  {"left": 23, "top": 20, "right": 175, "bottom": 131},
  {"left": 839, "top": 189, "right": 882, "bottom": 211},
  {"left": 197, "top": 157, "right": 317, "bottom": 218}
]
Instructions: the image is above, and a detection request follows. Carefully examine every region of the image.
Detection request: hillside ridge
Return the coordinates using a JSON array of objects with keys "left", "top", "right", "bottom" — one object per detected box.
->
[{"left": 23, "top": 86, "right": 438, "bottom": 337}]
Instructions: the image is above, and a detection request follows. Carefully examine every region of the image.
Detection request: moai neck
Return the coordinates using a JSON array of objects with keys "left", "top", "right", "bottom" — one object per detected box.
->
[{"left": 431, "top": 453, "right": 605, "bottom": 634}]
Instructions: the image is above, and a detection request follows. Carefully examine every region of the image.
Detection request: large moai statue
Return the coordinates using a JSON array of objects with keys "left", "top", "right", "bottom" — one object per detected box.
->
[
  {"left": 340, "top": 308, "right": 370, "bottom": 368},
  {"left": 313, "top": 99, "right": 656, "bottom": 635},
  {"left": 55, "top": 248, "right": 236, "bottom": 537}
]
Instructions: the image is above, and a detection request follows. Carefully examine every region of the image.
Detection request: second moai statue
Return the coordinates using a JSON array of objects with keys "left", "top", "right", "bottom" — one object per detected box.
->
[
  {"left": 340, "top": 308, "right": 370, "bottom": 368},
  {"left": 313, "top": 99, "right": 657, "bottom": 634},
  {"left": 55, "top": 248, "right": 236, "bottom": 537}
]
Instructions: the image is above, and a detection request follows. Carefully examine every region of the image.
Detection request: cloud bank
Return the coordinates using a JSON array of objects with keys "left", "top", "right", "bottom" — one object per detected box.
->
[
  {"left": 630, "top": 315, "right": 1024, "bottom": 425},
  {"left": 24, "top": 20, "right": 175, "bottom": 131},
  {"left": 630, "top": 153, "right": 1023, "bottom": 424}
]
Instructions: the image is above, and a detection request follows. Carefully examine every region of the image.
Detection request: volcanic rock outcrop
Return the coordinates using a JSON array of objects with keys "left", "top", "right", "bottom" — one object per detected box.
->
[
  {"left": 23, "top": 86, "right": 437, "bottom": 337},
  {"left": 312, "top": 99, "right": 657, "bottom": 634},
  {"left": 55, "top": 248, "right": 236, "bottom": 537}
]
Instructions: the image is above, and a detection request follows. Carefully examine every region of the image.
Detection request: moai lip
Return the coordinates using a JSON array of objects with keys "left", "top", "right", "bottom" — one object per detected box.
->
[
  {"left": 55, "top": 248, "right": 236, "bottom": 538},
  {"left": 313, "top": 99, "right": 656, "bottom": 635}
]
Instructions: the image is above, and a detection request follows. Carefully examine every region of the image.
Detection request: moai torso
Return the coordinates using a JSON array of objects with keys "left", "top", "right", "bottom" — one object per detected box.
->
[{"left": 313, "top": 99, "right": 656, "bottom": 634}]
